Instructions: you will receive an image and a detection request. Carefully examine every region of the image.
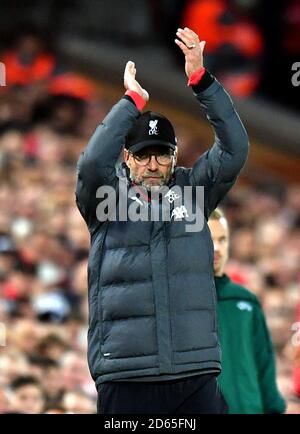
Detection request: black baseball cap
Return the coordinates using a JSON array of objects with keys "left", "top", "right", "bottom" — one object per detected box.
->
[{"left": 125, "top": 111, "right": 177, "bottom": 153}]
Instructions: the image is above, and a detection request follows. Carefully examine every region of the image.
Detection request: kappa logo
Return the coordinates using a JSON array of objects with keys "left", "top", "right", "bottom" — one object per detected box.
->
[
  {"left": 164, "top": 189, "right": 180, "bottom": 204},
  {"left": 171, "top": 205, "right": 189, "bottom": 220},
  {"left": 149, "top": 119, "right": 158, "bottom": 135},
  {"left": 236, "top": 301, "right": 253, "bottom": 312}
]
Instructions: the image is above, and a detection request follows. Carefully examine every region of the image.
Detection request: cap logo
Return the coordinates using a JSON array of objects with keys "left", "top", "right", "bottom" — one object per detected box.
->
[{"left": 149, "top": 119, "right": 158, "bottom": 135}]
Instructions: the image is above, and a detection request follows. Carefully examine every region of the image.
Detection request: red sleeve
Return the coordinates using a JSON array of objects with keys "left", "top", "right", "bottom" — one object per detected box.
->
[
  {"left": 187, "top": 67, "right": 206, "bottom": 87},
  {"left": 125, "top": 90, "right": 146, "bottom": 111}
]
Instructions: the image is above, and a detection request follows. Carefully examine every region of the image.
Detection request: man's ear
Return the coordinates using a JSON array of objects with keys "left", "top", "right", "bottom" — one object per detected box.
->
[
  {"left": 174, "top": 147, "right": 178, "bottom": 165},
  {"left": 170, "top": 147, "right": 178, "bottom": 175},
  {"left": 123, "top": 148, "right": 130, "bottom": 166}
]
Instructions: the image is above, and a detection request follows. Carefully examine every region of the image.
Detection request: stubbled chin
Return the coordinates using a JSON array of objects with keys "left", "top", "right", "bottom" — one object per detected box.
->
[
  {"left": 142, "top": 179, "right": 165, "bottom": 190},
  {"left": 214, "top": 263, "right": 221, "bottom": 275}
]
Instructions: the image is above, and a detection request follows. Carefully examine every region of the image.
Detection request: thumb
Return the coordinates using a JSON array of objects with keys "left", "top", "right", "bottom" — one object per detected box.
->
[
  {"left": 126, "top": 60, "right": 134, "bottom": 68},
  {"left": 125, "top": 60, "right": 135, "bottom": 76},
  {"left": 142, "top": 89, "right": 149, "bottom": 102}
]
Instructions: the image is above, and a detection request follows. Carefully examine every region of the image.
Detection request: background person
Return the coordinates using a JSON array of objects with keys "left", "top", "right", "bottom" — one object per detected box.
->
[
  {"left": 7, "top": 375, "right": 46, "bottom": 414},
  {"left": 208, "top": 208, "right": 286, "bottom": 414}
]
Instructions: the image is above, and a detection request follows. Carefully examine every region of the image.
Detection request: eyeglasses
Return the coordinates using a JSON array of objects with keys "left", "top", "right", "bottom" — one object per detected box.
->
[{"left": 130, "top": 151, "right": 174, "bottom": 166}]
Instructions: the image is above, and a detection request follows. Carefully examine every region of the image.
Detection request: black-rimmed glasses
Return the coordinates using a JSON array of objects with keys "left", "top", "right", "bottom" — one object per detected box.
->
[{"left": 130, "top": 151, "right": 174, "bottom": 166}]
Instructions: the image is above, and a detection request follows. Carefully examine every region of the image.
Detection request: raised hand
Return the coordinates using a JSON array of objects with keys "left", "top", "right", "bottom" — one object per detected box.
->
[
  {"left": 175, "top": 28, "right": 206, "bottom": 79},
  {"left": 124, "top": 61, "right": 149, "bottom": 102}
]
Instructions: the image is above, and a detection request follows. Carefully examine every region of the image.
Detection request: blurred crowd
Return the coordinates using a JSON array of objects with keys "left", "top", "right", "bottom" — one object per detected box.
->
[
  {"left": 1, "top": 0, "right": 300, "bottom": 108},
  {"left": 153, "top": 0, "right": 300, "bottom": 107},
  {"left": 0, "top": 28, "right": 105, "bottom": 413},
  {"left": 0, "top": 28, "right": 300, "bottom": 414}
]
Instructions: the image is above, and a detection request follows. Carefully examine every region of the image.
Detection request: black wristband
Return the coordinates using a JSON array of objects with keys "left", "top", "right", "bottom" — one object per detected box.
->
[
  {"left": 192, "top": 69, "right": 215, "bottom": 94},
  {"left": 123, "top": 95, "right": 136, "bottom": 105}
]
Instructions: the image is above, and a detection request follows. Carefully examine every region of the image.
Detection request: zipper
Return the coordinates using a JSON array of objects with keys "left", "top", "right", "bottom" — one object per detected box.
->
[
  {"left": 163, "top": 223, "right": 174, "bottom": 373},
  {"left": 96, "top": 221, "right": 109, "bottom": 350}
]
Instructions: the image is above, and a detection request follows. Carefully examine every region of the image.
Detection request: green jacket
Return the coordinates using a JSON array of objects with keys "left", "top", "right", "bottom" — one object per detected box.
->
[{"left": 215, "top": 274, "right": 286, "bottom": 414}]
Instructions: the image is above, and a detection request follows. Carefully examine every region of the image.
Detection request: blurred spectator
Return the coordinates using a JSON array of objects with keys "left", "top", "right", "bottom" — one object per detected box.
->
[
  {"left": 9, "top": 319, "right": 43, "bottom": 357},
  {"left": 61, "top": 352, "right": 94, "bottom": 397},
  {"left": 42, "top": 359, "right": 65, "bottom": 406},
  {"left": 27, "top": 357, "right": 64, "bottom": 407},
  {"left": 7, "top": 375, "right": 45, "bottom": 414},
  {"left": 62, "top": 389, "right": 96, "bottom": 414},
  {"left": 49, "top": 73, "right": 97, "bottom": 102},
  {"left": 34, "top": 333, "right": 69, "bottom": 360},
  {"left": 32, "top": 95, "right": 87, "bottom": 135},
  {"left": 0, "top": 350, "right": 29, "bottom": 387},
  {"left": 1, "top": 26, "right": 56, "bottom": 87}
]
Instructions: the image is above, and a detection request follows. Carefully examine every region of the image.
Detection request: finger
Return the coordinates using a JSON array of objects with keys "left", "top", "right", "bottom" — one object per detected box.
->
[
  {"left": 125, "top": 61, "right": 131, "bottom": 77},
  {"left": 126, "top": 60, "right": 136, "bottom": 78},
  {"left": 175, "top": 38, "right": 189, "bottom": 55},
  {"left": 183, "top": 27, "right": 199, "bottom": 41},
  {"left": 176, "top": 33, "right": 193, "bottom": 47},
  {"left": 126, "top": 60, "right": 133, "bottom": 70},
  {"left": 176, "top": 29, "right": 194, "bottom": 48}
]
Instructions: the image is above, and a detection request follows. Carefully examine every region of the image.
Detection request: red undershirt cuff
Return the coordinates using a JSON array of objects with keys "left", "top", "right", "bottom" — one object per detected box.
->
[
  {"left": 187, "top": 67, "right": 206, "bottom": 87},
  {"left": 125, "top": 90, "right": 146, "bottom": 111}
]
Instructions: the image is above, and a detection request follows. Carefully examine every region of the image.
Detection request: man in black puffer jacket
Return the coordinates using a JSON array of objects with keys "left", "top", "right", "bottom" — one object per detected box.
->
[{"left": 76, "top": 27, "right": 249, "bottom": 414}]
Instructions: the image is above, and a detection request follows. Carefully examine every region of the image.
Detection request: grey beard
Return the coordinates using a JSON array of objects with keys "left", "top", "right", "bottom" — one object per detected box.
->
[
  {"left": 141, "top": 178, "right": 168, "bottom": 191},
  {"left": 130, "top": 164, "right": 175, "bottom": 192}
]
